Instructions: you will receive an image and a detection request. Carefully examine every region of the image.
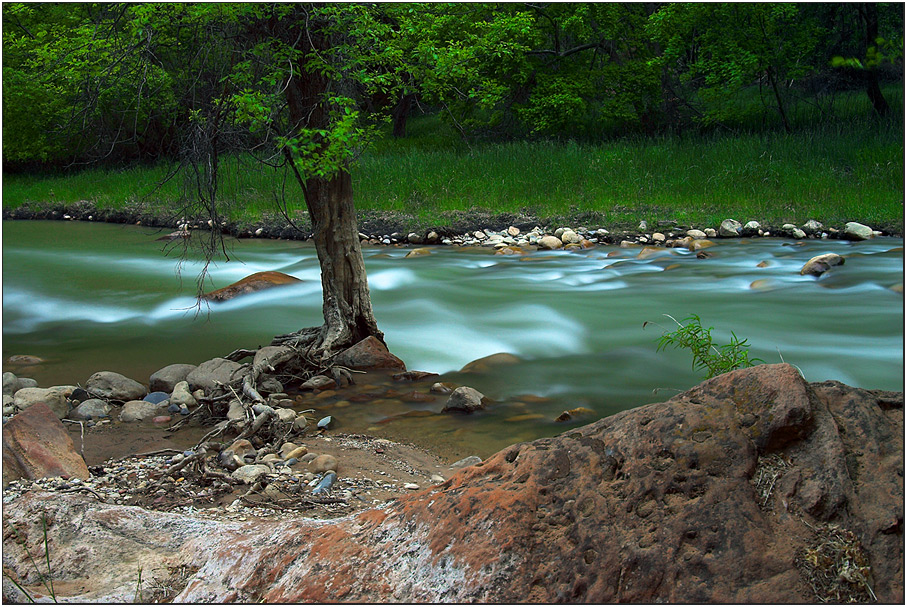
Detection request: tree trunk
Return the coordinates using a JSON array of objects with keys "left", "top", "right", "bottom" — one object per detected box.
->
[
  {"left": 391, "top": 93, "right": 415, "bottom": 138},
  {"left": 274, "top": 14, "right": 384, "bottom": 358},
  {"left": 859, "top": 3, "right": 890, "bottom": 116},
  {"left": 301, "top": 169, "right": 384, "bottom": 354},
  {"left": 765, "top": 66, "right": 792, "bottom": 134}
]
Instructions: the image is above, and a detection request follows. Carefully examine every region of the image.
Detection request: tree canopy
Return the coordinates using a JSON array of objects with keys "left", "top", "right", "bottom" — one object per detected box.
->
[{"left": 4, "top": 2, "right": 902, "bottom": 167}]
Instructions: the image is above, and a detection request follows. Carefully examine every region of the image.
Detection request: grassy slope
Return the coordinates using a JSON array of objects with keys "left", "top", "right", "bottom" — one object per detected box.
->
[{"left": 3, "top": 86, "right": 904, "bottom": 233}]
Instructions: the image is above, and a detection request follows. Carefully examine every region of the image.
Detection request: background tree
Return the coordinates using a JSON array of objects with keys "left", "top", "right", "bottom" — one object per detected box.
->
[{"left": 647, "top": 3, "right": 820, "bottom": 133}]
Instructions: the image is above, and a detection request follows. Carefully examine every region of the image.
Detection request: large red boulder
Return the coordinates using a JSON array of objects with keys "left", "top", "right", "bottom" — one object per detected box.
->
[
  {"left": 2, "top": 402, "right": 90, "bottom": 486},
  {"left": 2, "top": 365, "right": 901, "bottom": 602},
  {"left": 202, "top": 271, "right": 300, "bottom": 302}
]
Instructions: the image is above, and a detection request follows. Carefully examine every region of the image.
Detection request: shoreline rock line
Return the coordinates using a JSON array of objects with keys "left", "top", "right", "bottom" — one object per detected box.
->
[
  {"left": 3, "top": 202, "right": 899, "bottom": 247},
  {"left": 3, "top": 364, "right": 902, "bottom": 603}
]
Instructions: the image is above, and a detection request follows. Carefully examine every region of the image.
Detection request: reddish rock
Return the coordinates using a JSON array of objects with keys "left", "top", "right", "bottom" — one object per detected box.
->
[
  {"left": 2, "top": 364, "right": 901, "bottom": 603},
  {"left": 203, "top": 271, "right": 301, "bottom": 302},
  {"left": 332, "top": 336, "right": 405, "bottom": 370},
  {"left": 2, "top": 402, "right": 89, "bottom": 486}
]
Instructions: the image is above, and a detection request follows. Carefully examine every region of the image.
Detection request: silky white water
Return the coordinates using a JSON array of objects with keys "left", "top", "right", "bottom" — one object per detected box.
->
[{"left": 3, "top": 220, "right": 903, "bottom": 456}]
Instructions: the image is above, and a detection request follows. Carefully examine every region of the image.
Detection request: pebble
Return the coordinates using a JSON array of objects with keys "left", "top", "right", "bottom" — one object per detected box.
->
[{"left": 404, "top": 483, "right": 420, "bottom": 490}]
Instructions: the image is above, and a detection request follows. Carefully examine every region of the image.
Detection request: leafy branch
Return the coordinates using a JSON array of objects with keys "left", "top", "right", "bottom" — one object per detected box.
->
[{"left": 644, "top": 314, "right": 764, "bottom": 379}]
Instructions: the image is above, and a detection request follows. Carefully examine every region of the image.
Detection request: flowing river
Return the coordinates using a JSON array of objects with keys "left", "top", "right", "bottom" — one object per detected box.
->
[{"left": 2, "top": 220, "right": 903, "bottom": 458}]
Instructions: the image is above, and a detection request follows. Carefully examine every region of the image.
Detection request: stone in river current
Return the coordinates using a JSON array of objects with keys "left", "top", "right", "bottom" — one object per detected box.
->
[{"left": 203, "top": 271, "right": 301, "bottom": 302}]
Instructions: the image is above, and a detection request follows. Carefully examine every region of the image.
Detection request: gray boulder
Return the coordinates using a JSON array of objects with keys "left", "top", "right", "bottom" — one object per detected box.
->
[
  {"left": 17, "top": 377, "right": 38, "bottom": 391},
  {"left": 2, "top": 372, "right": 18, "bottom": 397},
  {"left": 85, "top": 371, "right": 146, "bottom": 402},
  {"left": 227, "top": 400, "right": 246, "bottom": 422},
  {"left": 69, "top": 399, "right": 112, "bottom": 421},
  {"left": 442, "top": 386, "right": 487, "bottom": 414},
  {"left": 232, "top": 464, "right": 270, "bottom": 484},
  {"left": 13, "top": 386, "right": 77, "bottom": 419},
  {"left": 718, "top": 219, "right": 742, "bottom": 238},
  {"left": 186, "top": 358, "right": 244, "bottom": 393},
  {"left": 169, "top": 381, "right": 197, "bottom": 408},
  {"left": 149, "top": 363, "right": 197, "bottom": 393},
  {"left": 3, "top": 373, "right": 37, "bottom": 397},
  {"left": 801, "top": 219, "right": 823, "bottom": 234},
  {"left": 844, "top": 222, "right": 873, "bottom": 241},
  {"left": 741, "top": 221, "right": 761, "bottom": 236},
  {"left": 119, "top": 400, "right": 165, "bottom": 423}
]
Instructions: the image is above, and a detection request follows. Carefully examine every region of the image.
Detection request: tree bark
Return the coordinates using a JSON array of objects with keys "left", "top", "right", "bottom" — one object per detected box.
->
[
  {"left": 275, "top": 12, "right": 384, "bottom": 358},
  {"left": 300, "top": 169, "right": 384, "bottom": 354}
]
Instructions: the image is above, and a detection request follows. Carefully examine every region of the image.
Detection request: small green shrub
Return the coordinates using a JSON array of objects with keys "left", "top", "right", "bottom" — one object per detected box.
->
[{"left": 645, "top": 314, "right": 764, "bottom": 379}]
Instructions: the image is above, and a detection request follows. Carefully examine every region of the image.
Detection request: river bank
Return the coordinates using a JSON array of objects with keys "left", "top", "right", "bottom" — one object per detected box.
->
[{"left": 3, "top": 199, "right": 903, "bottom": 246}]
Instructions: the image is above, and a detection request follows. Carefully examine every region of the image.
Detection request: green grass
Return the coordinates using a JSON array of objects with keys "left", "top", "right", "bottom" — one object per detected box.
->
[
  {"left": 4, "top": 87, "right": 903, "bottom": 232},
  {"left": 354, "top": 111, "right": 903, "bottom": 229}
]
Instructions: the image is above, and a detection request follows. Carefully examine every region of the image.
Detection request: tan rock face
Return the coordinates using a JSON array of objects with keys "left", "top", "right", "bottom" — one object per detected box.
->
[
  {"left": 202, "top": 271, "right": 301, "bottom": 302},
  {"left": 3, "top": 364, "right": 902, "bottom": 603}
]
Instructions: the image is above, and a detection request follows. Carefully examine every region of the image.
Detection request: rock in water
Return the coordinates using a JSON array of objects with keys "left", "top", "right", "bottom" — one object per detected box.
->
[
  {"left": 202, "top": 271, "right": 301, "bottom": 302},
  {"left": 3, "top": 364, "right": 902, "bottom": 603},
  {"left": 442, "top": 386, "right": 487, "bottom": 414},
  {"left": 459, "top": 352, "right": 520, "bottom": 373},
  {"left": 800, "top": 253, "right": 845, "bottom": 276}
]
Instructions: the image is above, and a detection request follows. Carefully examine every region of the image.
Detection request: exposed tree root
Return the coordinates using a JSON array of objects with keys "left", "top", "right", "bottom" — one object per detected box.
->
[{"left": 151, "top": 324, "right": 377, "bottom": 492}]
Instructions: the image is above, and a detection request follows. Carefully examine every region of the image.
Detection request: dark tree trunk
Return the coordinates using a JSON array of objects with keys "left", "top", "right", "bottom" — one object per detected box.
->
[
  {"left": 391, "top": 93, "right": 415, "bottom": 138},
  {"left": 301, "top": 169, "right": 383, "bottom": 353},
  {"left": 859, "top": 3, "right": 890, "bottom": 116},
  {"left": 765, "top": 66, "right": 792, "bottom": 133},
  {"left": 275, "top": 15, "right": 384, "bottom": 357}
]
